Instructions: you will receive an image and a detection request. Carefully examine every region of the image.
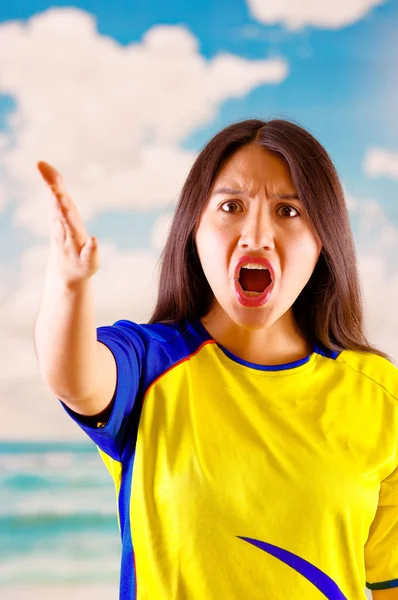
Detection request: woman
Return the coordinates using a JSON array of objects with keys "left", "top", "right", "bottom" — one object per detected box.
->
[{"left": 34, "top": 119, "right": 398, "bottom": 600}]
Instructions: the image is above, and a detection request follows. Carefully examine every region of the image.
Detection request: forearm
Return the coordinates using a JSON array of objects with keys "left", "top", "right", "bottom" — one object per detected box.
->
[{"left": 34, "top": 260, "right": 97, "bottom": 404}]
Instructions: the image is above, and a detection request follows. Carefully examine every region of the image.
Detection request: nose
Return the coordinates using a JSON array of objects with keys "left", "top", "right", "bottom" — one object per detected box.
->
[{"left": 238, "top": 208, "right": 275, "bottom": 251}]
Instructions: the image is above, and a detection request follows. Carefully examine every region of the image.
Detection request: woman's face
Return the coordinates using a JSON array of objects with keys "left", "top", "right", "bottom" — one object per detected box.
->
[{"left": 194, "top": 143, "right": 323, "bottom": 331}]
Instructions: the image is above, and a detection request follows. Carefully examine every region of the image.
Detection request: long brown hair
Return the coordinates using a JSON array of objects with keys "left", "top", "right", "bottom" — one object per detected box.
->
[{"left": 148, "top": 118, "right": 393, "bottom": 363}]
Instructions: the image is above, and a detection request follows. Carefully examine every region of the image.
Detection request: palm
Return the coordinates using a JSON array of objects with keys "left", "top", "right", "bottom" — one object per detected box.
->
[{"left": 37, "top": 161, "right": 99, "bottom": 284}]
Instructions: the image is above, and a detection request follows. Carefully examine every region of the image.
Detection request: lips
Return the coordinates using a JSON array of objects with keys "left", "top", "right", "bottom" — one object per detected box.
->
[
  {"left": 233, "top": 255, "right": 276, "bottom": 308},
  {"left": 234, "top": 277, "right": 274, "bottom": 308},
  {"left": 234, "top": 256, "right": 276, "bottom": 282}
]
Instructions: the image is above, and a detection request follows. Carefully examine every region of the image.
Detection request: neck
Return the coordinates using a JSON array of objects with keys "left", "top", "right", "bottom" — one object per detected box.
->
[{"left": 200, "top": 307, "right": 312, "bottom": 366}]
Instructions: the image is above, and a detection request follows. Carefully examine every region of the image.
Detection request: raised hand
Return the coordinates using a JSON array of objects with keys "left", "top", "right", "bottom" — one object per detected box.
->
[{"left": 37, "top": 161, "right": 99, "bottom": 287}]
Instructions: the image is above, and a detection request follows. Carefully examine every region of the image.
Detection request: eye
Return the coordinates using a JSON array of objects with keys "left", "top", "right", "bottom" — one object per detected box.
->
[
  {"left": 277, "top": 205, "right": 301, "bottom": 218},
  {"left": 220, "top": 201, "right": 243, "bottom": 214},
  {"left": 219, "top": 202, "right": 301, "bottom": 217}
]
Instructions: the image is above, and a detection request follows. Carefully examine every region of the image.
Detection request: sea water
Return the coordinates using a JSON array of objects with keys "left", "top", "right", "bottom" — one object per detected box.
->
[{"left": 0, "top": 441, "right": 120, "bottom": 594}]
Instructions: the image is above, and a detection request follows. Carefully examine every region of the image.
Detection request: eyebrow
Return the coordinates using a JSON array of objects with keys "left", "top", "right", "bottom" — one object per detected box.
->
[{"left": 212, "top": 187, "right": 300, "bottom": 201}]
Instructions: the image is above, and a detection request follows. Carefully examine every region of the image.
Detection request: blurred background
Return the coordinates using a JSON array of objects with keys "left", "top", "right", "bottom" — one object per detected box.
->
[{"left": 1, "top": 0, "right": 397, "bottom": 598}]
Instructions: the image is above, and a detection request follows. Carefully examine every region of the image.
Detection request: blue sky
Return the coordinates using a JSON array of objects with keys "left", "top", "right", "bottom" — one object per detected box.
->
[
  {"left": 0, "top": 0, "right": 398, "bottom": 439},
  {"left": 1, "top": 0, "right": 398, "bottom": 253}
]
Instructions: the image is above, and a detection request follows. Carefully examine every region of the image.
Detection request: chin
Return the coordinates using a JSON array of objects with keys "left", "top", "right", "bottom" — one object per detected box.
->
[
  {"left": 224, "top": 304, "right": 276, "bottom": 331},
  {"left": 205, "top": 291, "right": 276, "bottom": 331}
]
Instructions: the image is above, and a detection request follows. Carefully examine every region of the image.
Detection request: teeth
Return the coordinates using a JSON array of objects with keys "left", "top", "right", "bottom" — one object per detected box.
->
[
  {"left": 243, "top": 291, "right": 263, "bottom": 296},
  {"left": 241, "top": 263, "right": 268, "bottom": 270}
]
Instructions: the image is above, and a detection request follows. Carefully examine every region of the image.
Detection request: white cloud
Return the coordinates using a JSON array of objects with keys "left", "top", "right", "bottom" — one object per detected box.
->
[
  {"left": 91, "top": 244, "right": 159, "bottom": 325},
  {"left": 0, "top": 184, "right": 6, "bottom": 211},
  {"left": 349, "top": 194, "right": 398, "bottom": 251},
  {"left": 0, "top": 376, "right": 85, "bottom": 441},
  {"left": 363, "top": 147, "right": 398, "bottom": 180},
  {"left": 206, "top": 54, "right": 288, "bottom": 102},
  {"left": 0, "top": 239, "right": 160, "bottom": 440},
  {"left": 246, "top": 0, "right": 386, "bottom": 31},
  {"left": 150, "top": 213, "right": 173, "bottom": 252},
  {"left": 0, "top": 241, "right": 159, "bottom": 336},
  {"left": 347, "top": 193, "right": 398, "bottom": 362},
  {"left": 359, "top": 254, "right": 398, "bottom": 361},
  {"left": 0, "top": 7, "right": 288, "bottom": 236},
  {"left": 0, "top": 334, "right": 39, "bottom": 380}
]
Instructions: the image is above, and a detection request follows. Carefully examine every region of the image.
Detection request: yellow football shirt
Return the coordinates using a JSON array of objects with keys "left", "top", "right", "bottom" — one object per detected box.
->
[{"left": 62, "top": 317, "right": 398, "bottom": 599}]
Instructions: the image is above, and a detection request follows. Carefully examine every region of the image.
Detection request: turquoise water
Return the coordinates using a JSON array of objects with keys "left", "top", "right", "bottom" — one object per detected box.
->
[{"left": 0, "top": 442, "right": 120, "bottom": 584}]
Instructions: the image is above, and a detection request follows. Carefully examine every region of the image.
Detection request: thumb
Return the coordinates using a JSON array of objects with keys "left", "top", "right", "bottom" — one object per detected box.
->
[{"left": 80, "top": 236, "right": 96, "bottom": 261}]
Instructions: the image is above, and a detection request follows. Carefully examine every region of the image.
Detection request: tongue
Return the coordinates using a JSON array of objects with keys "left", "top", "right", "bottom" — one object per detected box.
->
[{"left": 239, "top": 268, "right": 271, "bottom": 292}]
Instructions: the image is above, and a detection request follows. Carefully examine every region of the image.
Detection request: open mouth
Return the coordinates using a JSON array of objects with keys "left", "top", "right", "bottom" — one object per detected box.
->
[{"left": 239, "top": 266, "right": 272, "bottom": 295}]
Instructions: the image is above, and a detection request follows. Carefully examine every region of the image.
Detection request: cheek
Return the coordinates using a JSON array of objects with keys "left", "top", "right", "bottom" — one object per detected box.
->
[
  {"left": 197, "top": 219, "right": 224, "bottom": 254},
  {"left": 196, "top": 222, "right": 231, "bottom": 277},
  {"left": 284, "top": 236, "right": 321, "bottom": 285}
]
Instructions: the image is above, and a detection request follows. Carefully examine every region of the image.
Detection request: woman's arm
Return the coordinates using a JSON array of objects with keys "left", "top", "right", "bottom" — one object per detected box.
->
[{"left": 34, "top": 161, "right": 117, "bottom": 416}]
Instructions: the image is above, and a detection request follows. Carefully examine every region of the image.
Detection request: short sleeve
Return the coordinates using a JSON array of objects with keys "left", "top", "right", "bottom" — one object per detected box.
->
[
  {"left": 60, "top": 319, "right": 147, "bottom": 461},
  {"left": 365, "top": 462, "right": 398, "bottom": 590}
]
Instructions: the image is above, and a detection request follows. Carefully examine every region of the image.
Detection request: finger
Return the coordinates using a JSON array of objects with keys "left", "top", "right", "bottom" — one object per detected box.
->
[
  {"left": 51, "top": 212, "right": 74, "bottom": 249},
  {"left": 51, "top": 205, "right": 78, "bottom": 252},
  {"left": 37, "top": 161, "right": 72, "bottom": 214},
  {"left": 51, "top": 216, "right": 66, "bottom": 245},
  {"left": 37, "top": 161, "right": 67, "bottom": 195},
  {"left": 39, "top": 162, "right": 87, "bottom": 246},
  {"left": 60, "top": 205, "right": 88, "bottom": 249},
  {"left": 62, "top": 214, "right": 80, "bottom": 250},
  {"left": 52, "top": 206, "right": 70, "bottom": 236},
  {"left": 80, "top": 237, "right": 100, "bottom": 275},
  {"left": 80, "top": 236, "right": 96, "bottom": 262}
]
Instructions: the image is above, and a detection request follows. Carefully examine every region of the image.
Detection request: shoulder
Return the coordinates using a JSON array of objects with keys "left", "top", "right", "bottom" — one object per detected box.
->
[
  {"left": 96, "top": 318, "right": 188, "bottom": 348},
  {"left": 97, "top": 318, "right": 208, "bottom": 382},
  {"left": 335, "top": 348, "right": 398, "bottom": 402},
  {"left": 107, "top": 319, "right": 184, "bottom": 344}
]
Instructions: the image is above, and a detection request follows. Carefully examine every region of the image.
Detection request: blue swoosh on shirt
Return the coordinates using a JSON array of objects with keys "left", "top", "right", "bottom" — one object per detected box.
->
[{"left": 238, "top": 537, "right": 348, "bottom": 600}]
